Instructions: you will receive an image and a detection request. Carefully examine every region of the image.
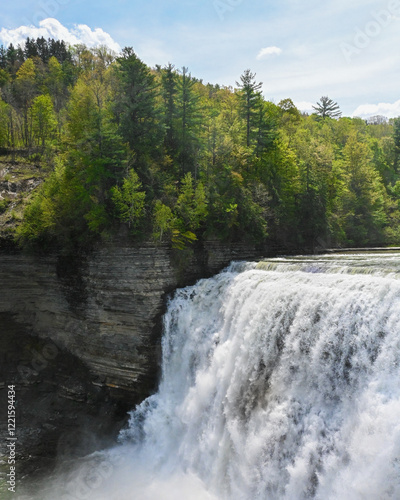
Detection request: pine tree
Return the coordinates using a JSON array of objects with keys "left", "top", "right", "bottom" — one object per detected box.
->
[
  {"left": 36, "top": 37, "right": 50, "bottom": 63},
  {"left": 114, "top": 47, "right": 162, "bottom": 168},
  {"left": 24, "top": 38, "right": 39, "bottom": 60},
  {"left": 49, "top": 39, "right": 71, "bottom": 64},
  {"left": 0, "top": 46, "right": 8, "bottom": 69},
  {"left": 6, "top": 44, "right": 18, "bottom": 73},
  {"left": 176, "top": 67, "right": 202, "bottom": 176},
  {"left": 161, "top": 63, "right": 178, "bottom": 155},
  {"left": 236, "top": 69, "right": 263, "bottom": 148},
  {"left": 313, "top": 96, "right": 341, "bottom": 119}
]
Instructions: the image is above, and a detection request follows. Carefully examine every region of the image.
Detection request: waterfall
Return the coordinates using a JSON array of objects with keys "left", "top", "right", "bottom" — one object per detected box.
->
[{"left": 26, "top": 254, "right": 400, "bottom": 500}]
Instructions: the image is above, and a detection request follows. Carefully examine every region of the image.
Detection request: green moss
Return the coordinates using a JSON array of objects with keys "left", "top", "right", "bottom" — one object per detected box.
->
[{"left": 0, "top": 198, "right": 10, "bottom": 214}]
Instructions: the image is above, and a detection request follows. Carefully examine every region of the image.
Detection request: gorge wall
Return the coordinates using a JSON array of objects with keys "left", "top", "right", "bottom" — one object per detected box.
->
[{"left": 0, "top": 238, "right": 264, "bottom": 478}]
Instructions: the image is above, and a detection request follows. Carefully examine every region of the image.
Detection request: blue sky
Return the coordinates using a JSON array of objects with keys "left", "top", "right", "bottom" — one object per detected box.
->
[{"left": 1, "top": 0, "right": 400, "bottom": 117}]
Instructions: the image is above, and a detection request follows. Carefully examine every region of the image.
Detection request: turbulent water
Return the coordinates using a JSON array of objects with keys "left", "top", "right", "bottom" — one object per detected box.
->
[{"left": 23, "top": 253, "right": 400, "bottom": 500}]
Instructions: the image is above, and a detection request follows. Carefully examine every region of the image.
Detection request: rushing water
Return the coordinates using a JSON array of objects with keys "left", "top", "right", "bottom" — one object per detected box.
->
[{"left": 22, "top": 253, "right": 400, "bottom": 500}]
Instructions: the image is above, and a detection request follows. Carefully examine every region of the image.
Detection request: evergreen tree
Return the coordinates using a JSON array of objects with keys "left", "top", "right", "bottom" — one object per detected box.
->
[
  {"left": 114, "top": 47, "right": 162, "bottom": 169},
  {"left": 161, "top": 63, "right": 178, "bottom": 156},
  {"left": 176, "top": 67, "right": 202, "bottom": 176},
  {"left": 6, "top": 44, "right": 18, "bottom": 72},
  {"left": 24, "top": 38, "right": 39, "bottom": 59},
  {"left": 7, "top": 37, "right": 400, "bottom": 251},
  {"left": 392, "top": 117, "right": 400, "bottom": 175},
  {"left": 0, "top": 46, "right": 7, "bottom": 69},
  {"left": 36, "top": 37, "right": 50, "bottom": 62},
  {"left": 254, "top": 100, "right": 279, "bottom": 159},
  {"left": 236, "top": 69, "right": 263, "bottom": 148},
  {"left": 313, "top": 96, "right": 341, "bottom": 119}
]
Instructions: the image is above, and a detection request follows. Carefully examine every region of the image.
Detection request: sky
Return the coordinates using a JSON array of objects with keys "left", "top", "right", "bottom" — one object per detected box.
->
[{"left": 0, "top": 0, "right": 400, "bottom": 118}]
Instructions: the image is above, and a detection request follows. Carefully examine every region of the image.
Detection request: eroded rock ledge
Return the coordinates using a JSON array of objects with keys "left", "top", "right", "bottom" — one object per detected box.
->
[
  {"left": 0, "top": 238, "right": 263, "bottom": 480},
  {"left": 1, "top": 240, "right": 262, "bottom": 401}
]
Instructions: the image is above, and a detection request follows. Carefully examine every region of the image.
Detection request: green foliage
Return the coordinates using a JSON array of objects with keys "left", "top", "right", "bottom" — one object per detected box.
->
[
  {"left": 17, "top": 162, "right": 66, "bottom": 246},
  {"left": 0, "top": 69, "right": 10, "bottom": 87},
  {"left": 5, "top": 37, "right": 400, "bottom": 252},
  {"left": 152, "top": 174, "right": 207, "bottom": 249},
  {"left": 153, "top": 200, "right": 174, "bottom": 241},
  {"left": 114, "top": 48, "right": 162, "bottom": 171},
  {"left": 313, "top": 96, "right": 341, "bottom": 119},
  {"left": 176, "top": 173, "right": 207, "bottom": 231},
  {"left": 111, "top": 169, "right": 146, "bottom": 230},
  {"left": 278, "top": 98, "right": 300, "bottom": 119},
  {"left": 161, "top": 63, "right": 178, "bottom": 156},
  {"left": 339, "top": 132, "right": 388, "bottom": 245},
  {"left": 0, "top": 98, "right": 9, "bottom": 147},
  {"left": 175, "top": 68, "right": 203, "bottom": 176},
  {"left": 15, "top": 58, "right": 38, "bottom": 147},
  {"left": 30, "top": 94, "right": 57, "bottom": 147},
  {"left": 393, "top": 117, "right": 400, "bottom": 174},
  {"left": 0, "top": 199, "right": 10, "bottom": 214},
  {"left": 171, "top": 228, "right": 197, "bottom": 250},
  {"left": 236, "top": 69, "right": 263, "bottom": 148}
]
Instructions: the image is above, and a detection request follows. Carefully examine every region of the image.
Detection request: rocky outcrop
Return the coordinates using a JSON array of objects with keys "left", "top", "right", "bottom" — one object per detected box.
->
[
  {"left": 0, "top": 313, "right": 124, "bottom": 482},
  {"left": 0, "top": 238, "right": 263, "bottom": 481},
  {"left": 0, "top": 240, "right": 262, "bottom": 404}
]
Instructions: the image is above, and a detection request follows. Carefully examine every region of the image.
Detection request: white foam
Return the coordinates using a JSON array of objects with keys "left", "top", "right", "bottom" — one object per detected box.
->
[{"left": 21, "top": 254, "right": 400, "bottom": 500}]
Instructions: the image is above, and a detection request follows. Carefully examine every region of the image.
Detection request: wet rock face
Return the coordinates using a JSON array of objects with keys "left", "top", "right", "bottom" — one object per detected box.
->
[
  {"left": 0, "top": 243, "right": 172, "bottom": 406},
  {"left": 0, "top": 312, "right": 127, "bottom": 484},
  {"left": 0, "top": 240, "right": 261, "bottom": 403},
  {"left": 0, "top": 239, "right": 261, "bottom": 480}
]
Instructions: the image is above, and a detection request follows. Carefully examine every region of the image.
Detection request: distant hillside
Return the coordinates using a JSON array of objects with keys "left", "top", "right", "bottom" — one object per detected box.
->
[{"left": 0, "top": 38, "right": 400, "bottom": 253}]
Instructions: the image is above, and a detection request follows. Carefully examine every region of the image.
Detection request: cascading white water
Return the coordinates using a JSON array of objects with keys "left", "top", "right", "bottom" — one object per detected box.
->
[{"left": 25, "top": 254, "right": 400, "bottom": 500}]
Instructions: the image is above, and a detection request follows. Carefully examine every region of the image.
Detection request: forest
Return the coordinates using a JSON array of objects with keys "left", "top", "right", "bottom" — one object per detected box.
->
[{"left": 0, "top": 37, "right": 400, "bottom": 252}]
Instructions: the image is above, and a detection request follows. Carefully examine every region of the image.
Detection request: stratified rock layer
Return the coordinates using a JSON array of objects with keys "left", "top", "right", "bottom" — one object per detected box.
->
[
  {"left": 0, "top": 239, "right": 262, "bottom": 482},
  {"left": 0, "top": 240, "right": 261, "bottom": 403}
]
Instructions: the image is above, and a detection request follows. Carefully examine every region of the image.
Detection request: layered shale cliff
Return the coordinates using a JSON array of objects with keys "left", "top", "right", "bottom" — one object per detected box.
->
[{"left": 0, "top": 238, "right": 262, "bottom": 479}]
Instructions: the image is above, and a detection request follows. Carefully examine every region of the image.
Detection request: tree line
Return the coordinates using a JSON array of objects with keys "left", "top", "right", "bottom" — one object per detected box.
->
[{"left": 1, "top": 37, "right": 400, "bottom": 251}]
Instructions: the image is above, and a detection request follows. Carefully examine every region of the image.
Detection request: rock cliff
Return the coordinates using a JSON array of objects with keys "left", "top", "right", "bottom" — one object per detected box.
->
[{"left": 0, "top": 238, "right": 262, "bottom": 481}]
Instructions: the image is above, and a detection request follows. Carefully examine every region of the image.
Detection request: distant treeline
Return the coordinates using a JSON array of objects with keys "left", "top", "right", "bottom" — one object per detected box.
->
[{"left": 1, "top": 37, "right": 400, "bottom": 251}]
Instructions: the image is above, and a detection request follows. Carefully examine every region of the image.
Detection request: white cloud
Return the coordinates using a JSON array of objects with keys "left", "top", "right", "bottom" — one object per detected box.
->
[
  {"left": 137, "top": 39, "right": 171, "bottom": 67},
  {"left": 295, "top": 101, "right": 315, "bottom": 113},
  {"left": 352, "top": 100, "right": 400, "bottom": 119},
  {"left": 256, "top": 46, "right": 282, "bottom": 60},
  {"left": 0, "top": 18, "right": 121, "bottom": 53}
]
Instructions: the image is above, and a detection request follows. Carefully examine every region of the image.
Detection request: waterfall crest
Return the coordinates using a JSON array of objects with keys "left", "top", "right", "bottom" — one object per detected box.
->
[{"left": 29, "top": 254, "right": 400, "bottom": 500}]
